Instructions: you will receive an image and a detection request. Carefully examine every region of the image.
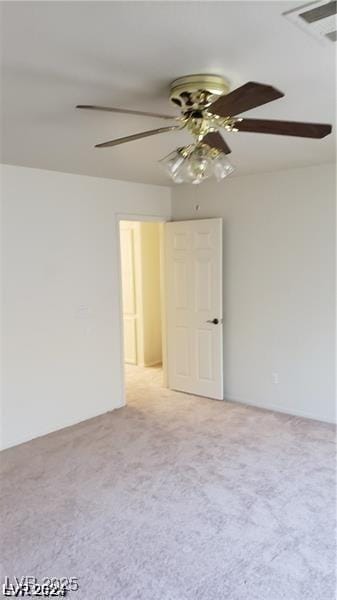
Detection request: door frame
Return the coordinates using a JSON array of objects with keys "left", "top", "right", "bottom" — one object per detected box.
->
[{"left": 115, "top": 213, "right": 169, "bottom": 407}]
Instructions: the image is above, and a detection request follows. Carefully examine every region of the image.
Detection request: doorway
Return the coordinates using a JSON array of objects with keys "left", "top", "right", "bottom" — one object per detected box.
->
[
  {"left": 118, "top": 216, "right": 224, "bottom": 406},
  {"left": 119, "top": 219, "right": 166, "bottom": 404}
]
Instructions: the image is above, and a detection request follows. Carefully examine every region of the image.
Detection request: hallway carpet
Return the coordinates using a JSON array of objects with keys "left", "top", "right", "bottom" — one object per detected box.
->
[{"left": 1, "top": 365, "right": 336, "bottom": 599}]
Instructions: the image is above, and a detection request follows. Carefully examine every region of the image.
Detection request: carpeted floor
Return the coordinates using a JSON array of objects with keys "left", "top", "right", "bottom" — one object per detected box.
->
[{"left": 1, "top": 364, "right": 336, "bottom": 599}]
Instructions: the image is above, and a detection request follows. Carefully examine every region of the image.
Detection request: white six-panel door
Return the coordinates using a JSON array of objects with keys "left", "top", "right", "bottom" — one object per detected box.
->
[{"left": 165, "top": 218, "right": 223, "bottom": 400}]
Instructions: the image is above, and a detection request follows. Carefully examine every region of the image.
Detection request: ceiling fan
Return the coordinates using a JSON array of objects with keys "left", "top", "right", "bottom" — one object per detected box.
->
[{"left": 77, "top": 74, "right": 332, "bottom": 184}]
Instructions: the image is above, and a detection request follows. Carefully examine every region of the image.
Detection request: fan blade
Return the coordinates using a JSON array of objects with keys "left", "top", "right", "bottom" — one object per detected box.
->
[
  {"left": 208, "top": 82, "right": 284, "bottom": 117},
  {"left": 95, "top": 126, "right": 180, "bottom": 148},
  {"left": 76, "top": 104, "right": 176, "bottom": 120},
  {"left": 203, "top": 132, "right": 231, "bottom": 154},
  {"left": 236, "top": 118, "right": 332, "bottom": 138}
]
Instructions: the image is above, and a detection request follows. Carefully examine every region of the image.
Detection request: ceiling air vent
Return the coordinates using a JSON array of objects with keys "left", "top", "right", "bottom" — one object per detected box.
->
[{"left": 283, "top": 1, "right": 337, "bottom": 45}]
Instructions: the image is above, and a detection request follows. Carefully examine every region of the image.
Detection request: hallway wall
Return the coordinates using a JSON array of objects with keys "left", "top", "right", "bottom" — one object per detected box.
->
[
  {"left": 139, "top": 222, "right": 163, "bottom": 367},
  {"left": 120, "top": 221, "right": 163, "bottom": 368}
]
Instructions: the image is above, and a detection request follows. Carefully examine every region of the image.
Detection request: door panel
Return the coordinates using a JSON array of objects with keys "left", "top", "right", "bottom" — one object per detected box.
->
[
  {"left": 165, "top": 218, "right": 223, "bottom": 400},
  {"left": 174, "top": 260, "right": 188, "bottom": 308},
  {"left": 195, "top": 258, "right": 212, "bottom": 311},
  {"left": 197, "top": 328, "right": 213, "bottom": 381},
  {"left": 175, "top": 326, "right": 190, "bottom": 377}
]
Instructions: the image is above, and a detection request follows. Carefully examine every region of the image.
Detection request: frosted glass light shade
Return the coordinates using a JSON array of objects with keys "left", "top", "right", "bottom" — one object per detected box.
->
[
  {"left": 159, "top": 149, "right": 185, "bottom": 181},
  {"left": 213, "top": 153, "right": 235, "bottom": 181},
  {"left": 159, "top": 144, "right": 235, "bottom": 184}
]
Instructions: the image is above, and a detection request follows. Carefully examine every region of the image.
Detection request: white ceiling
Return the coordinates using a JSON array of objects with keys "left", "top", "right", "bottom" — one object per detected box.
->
[{"left": 1, "top": 1, "right": 336, "bottom": 186}]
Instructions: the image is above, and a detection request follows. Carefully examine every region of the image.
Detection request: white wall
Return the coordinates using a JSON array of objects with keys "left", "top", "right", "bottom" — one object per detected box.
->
[
  {"left": 1, "top": 161, "right": 335, "bottom": 451},
  {"left": 0, "top": 164, "right": 170, "bottom": 449},
  {"left": 120, "top": 221, "right": 162, "bottom": 367},
  {"left": 139, "top": 222, "right": 162, "bottom": 367},
  {"left": 172, "top": 163, "right": 336, "bottom": 423}
]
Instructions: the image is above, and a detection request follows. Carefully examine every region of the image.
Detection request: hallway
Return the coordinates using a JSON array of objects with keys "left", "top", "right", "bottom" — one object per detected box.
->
[{"left": 125, "top": 363, "right": 164, "bottom": 406}]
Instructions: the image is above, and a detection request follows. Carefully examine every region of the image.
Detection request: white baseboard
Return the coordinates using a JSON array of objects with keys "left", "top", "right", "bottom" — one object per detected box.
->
[{"left": 224, "top": 394, "right": 336, "bottom": 425}]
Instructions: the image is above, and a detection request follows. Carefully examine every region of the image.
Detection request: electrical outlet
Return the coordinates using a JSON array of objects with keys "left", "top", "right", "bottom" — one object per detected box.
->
[{"left": 272, "top": 372, "right": 279, "bottom": 385}]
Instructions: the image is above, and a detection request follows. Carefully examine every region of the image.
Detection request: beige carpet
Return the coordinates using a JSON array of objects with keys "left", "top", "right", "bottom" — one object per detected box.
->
[{"left": 1, "top": 364, "right": 336, "bottom": 599}]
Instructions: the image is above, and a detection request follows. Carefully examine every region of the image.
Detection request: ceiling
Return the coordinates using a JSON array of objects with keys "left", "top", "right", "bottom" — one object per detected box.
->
[{"left": 1, "top": 1, "right": 336, "bottom": 186}]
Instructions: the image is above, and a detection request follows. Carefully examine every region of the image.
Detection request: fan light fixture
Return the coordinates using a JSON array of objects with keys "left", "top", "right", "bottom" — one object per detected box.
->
[
  {"left": 78, "top": 73, "right": 332, "bottom": 185},
  {"left": 159, "top": 143, "right": 235, "bottom": 185}
]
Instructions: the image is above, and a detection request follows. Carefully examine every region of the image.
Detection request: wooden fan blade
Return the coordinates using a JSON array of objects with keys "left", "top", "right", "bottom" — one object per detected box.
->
[
  {"left": 236, "top": 118, "right": 332, "bottom": 138},
  {"left": 203, "top": 132, "right": 231, "bottom": 154},
  {"left": 95, "top": 126, "right": 180, "bottom": 148},
  {"left": 208, "top": 82, "right": 284, "bottom": 117},
  {"left": 77, "top": 105, "right": 176, "bottom": 120}
]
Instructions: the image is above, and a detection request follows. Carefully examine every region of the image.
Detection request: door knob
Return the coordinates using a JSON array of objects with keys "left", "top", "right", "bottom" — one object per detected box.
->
[{"left": 206, "top": 318, "right": 219, "bottom": 324}]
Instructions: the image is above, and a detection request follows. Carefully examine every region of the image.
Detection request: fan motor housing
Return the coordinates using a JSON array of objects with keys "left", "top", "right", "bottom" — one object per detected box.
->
[{"left": 169, "top": 74, "right": 230, "bottom": 112}]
